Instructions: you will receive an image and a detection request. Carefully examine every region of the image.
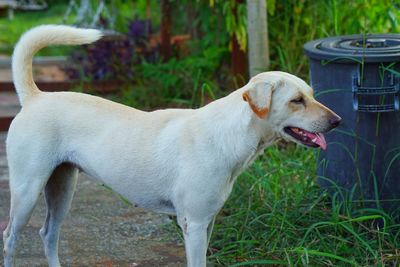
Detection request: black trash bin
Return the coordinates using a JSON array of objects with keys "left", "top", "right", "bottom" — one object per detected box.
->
[{"left": 304, "top": 34, "right": 400, "bottom": 214}]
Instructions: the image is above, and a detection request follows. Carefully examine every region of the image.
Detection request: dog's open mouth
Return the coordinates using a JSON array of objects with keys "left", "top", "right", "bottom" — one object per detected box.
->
[{"left": 283, "top": 127, "right": 327, "bottom": 150}]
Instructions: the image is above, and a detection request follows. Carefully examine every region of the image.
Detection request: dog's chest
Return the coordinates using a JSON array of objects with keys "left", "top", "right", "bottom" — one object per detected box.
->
[
  {"left": 230, "top": 144, "right": 266, "bottom": 181},
  {"left": 218, "top": 147, "right": 262, "bottom": 202}
]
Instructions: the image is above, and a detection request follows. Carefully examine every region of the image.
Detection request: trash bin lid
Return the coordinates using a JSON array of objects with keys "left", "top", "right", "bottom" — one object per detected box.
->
[{"left": 304, "top": 34, "right": 400, "bottom": 63}]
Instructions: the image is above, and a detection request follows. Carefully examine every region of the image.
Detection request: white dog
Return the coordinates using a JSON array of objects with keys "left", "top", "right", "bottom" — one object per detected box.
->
[{"left": 3, "top": 25, "right": 341, "bottom": 267}]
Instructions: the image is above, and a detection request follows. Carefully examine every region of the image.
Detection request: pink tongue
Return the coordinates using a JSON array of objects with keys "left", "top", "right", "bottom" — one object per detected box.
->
[
  {"left": 305, "top": 131, "right": 327, "bottom": 150},
  {"left": 315, "top": 133, "right": 327, "bottom": 150}
]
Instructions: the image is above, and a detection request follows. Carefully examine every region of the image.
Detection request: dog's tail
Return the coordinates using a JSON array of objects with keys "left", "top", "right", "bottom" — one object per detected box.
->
[{"left": 12, "top": 25, "right": 102, "bottom": 106}]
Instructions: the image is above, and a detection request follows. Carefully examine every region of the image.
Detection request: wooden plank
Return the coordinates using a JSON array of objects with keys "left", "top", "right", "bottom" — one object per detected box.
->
[
  {"left": 0, "top": 92, "right": 19, "bottom": 132},
  {"left": 0, "top": 56, "right": 67, "bottom": 68},
  {"left": 0, "top": 117, "right": 13, "bottom": 132},
  {"left": 0, "top": 81, "right": 122, "bottom": 93}
]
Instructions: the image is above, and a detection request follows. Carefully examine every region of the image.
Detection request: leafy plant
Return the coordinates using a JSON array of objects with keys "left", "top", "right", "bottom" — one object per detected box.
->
[
  {"left": 118, "top": 45, "right": 228, "bottom": 109},
  {"left": 221, "top": 0, "right": 247, "bottom": 51},
  {"left": 65, "top": 19, "right": 155, "bottom": 81}
]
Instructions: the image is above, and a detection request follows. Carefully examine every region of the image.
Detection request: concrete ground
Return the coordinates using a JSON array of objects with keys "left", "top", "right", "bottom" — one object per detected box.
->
[{"left": 0, "top": 133, "right": 187, "bottom": 266}]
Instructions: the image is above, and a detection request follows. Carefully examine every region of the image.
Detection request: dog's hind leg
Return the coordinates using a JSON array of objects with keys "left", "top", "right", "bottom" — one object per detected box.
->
[
  {"left": 39, "top": 163, "right": 78, "bottom": 267},
  {"left": 3, "top": 167, "right": 53, "bottom": 267}
]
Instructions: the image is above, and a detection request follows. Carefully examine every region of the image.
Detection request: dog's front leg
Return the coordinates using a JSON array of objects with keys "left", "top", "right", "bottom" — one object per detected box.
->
[{"left": 178, "top": 216, "right": 209, "bottom": 267}]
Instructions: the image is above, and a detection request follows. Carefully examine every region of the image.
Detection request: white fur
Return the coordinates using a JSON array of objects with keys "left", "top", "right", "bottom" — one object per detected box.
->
[
  {"left": 3, "top": 25, "right": 340, "bottom": 267},
  {"left": 12, "top": 25, "right": 102, "bottom": 105}
]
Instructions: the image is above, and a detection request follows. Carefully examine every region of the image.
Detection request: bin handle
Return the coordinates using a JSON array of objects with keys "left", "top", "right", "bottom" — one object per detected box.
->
[{"left": 352, "top": 74, "right": 400, "bottom": 112}]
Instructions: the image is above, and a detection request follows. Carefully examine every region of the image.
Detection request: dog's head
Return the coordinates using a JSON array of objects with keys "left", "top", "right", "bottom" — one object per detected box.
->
[{"left": 242, "top": 71, "right": 341, "bottom": 150}]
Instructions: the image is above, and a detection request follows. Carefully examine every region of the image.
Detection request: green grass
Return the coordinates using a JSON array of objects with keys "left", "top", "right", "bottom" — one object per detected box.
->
[
  {"left": 209, "top": 145, "right": 400, "bottom": 266},
  {"left": 0, "top": 4, "right": 71, "bottom": 56}
]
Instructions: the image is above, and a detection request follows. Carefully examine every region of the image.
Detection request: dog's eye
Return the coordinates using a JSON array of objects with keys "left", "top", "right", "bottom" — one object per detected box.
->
[{"left": 291, "top": 96, "right": 304, "bottom": 104}]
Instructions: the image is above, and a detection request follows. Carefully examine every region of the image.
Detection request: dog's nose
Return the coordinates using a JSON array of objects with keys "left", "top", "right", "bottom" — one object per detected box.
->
[{"left": 329, "top": 115, "right": 341, "bottom": 128}]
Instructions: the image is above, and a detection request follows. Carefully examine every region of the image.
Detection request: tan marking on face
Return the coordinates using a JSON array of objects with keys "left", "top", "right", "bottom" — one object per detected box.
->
[
  {"left": 288, "top": 102, "right": 302, "bottom": 112},
  {"left": 311, "top": 99, "right": 337, "bottom": 117},
  {"left": 298, "top": 93, "right": 336, "bottom": 125},
  {"left": 242, "top": 91, "right": 269, "bottom": 119},
  {"left": 287, "top": 90, "right": 334, "bottom": 120},
  {"left": 288, "top": 93, "right": 305, "bottom": 112}
]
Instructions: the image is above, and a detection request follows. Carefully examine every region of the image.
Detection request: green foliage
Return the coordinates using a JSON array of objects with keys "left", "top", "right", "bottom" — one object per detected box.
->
[
  {"left": 175, "top": 0, "right": 230, "bottom": 52},
  {"left": 267, "top": 0, "right": 400, "bottom": 79},
  {"left": 118, "top": 46, "right": 228, "bottom": 109},
  {"left": 0, "top": 4, "right": 71, "bottom": 56},
  {"left": 210, "top": 145, "right": 400, "bottom": 266},
  {"left": 113, "top": 0, "right": 161, "bottom": 33},
  {"left": 222, "top": 0, "right": 247, "bottom": 50}
]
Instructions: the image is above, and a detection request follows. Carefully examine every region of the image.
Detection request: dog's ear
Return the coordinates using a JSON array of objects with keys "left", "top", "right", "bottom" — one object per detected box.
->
[{"left": 242, "top": 81, "right": 277, "bottom": 119}]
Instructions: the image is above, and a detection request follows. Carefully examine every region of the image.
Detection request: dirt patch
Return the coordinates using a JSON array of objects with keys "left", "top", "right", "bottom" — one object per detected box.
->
[{"left": 0, "top": 174, "right": 186, "bottom": 266}]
